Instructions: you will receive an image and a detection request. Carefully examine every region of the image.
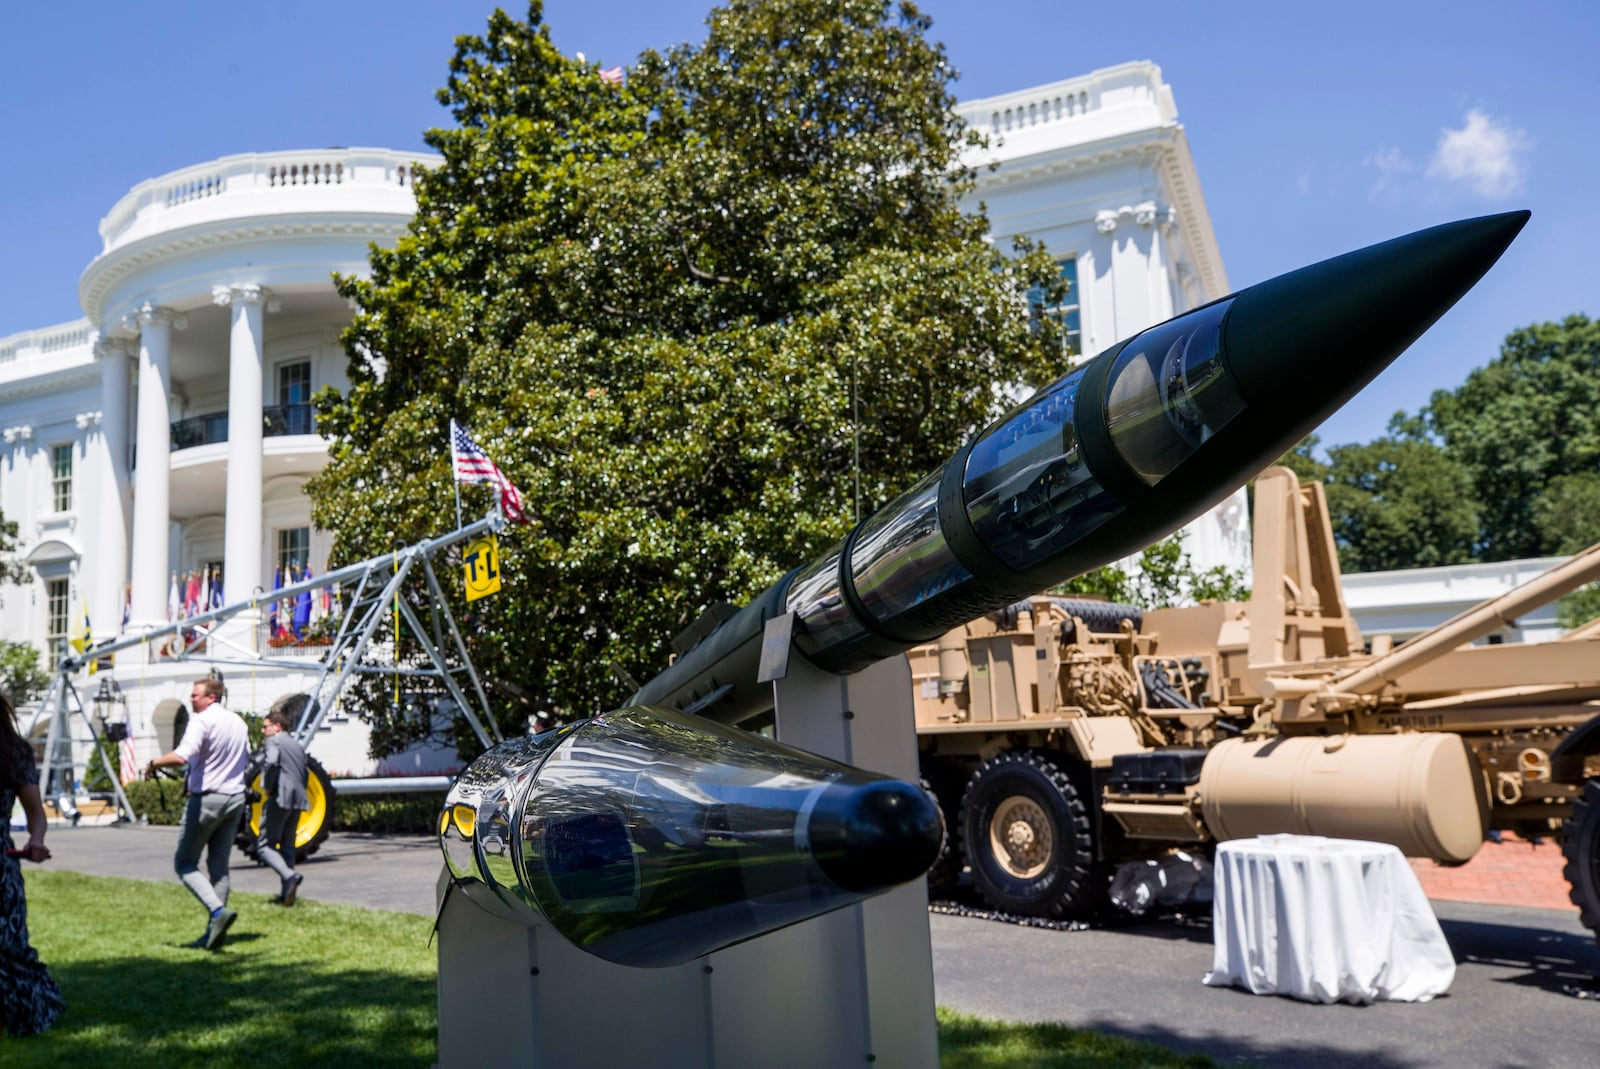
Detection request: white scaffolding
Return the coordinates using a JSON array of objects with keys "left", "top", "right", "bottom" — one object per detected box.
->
[{"left": 37, "top": 510, "right": 508, "bottom": 817}]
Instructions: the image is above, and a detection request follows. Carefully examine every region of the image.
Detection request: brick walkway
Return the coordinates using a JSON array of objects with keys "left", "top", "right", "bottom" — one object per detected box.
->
[{"left": 1410, "top": 833, "right": 1580, "bottom": 912}]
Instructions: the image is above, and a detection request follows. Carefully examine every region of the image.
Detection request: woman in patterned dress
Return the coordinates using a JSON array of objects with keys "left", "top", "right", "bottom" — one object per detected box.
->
[{"left": 1, "top": 691, "right": 64, "bottom": 1037}]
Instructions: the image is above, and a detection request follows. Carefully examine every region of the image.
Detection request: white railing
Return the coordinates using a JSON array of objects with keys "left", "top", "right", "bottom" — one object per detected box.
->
[
  {"left": 955, "top": 61, "right": 1173, "bottom": 141},
  {"left": 99, "top": 148, "right": 441, "bottom": 251},
  {"left": 0, "top": 320, "right": 94, "bottom": 367},
  {"left": 968, "top": 90, "right": 1093, "bottom": 136}
]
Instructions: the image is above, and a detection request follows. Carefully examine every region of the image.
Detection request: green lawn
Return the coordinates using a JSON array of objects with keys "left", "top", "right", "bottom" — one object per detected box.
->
[
  {"left": 13, "top": 870, "right": 1212, "bottom": 1068},
  {"left": 14, "top": 870, "right": 435, "bottom": 1068}
]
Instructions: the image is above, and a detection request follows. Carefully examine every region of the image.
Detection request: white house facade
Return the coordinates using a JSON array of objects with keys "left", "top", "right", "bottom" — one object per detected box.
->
[
  {"left": 954, "top": 62, "right": 1250, "bottom": 577},
  {"left": 2, "top": 62, "right": 1247, "bottom": 783}
]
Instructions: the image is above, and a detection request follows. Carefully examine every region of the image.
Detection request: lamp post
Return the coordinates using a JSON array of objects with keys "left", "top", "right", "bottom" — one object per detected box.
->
[{"left": 89, "top": 676, "right": 135, "bottom": 823}]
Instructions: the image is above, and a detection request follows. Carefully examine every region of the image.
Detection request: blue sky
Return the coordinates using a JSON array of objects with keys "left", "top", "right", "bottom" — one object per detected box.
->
[{"left": 2, "top": 0, "right": 1594, "bottom": 447}]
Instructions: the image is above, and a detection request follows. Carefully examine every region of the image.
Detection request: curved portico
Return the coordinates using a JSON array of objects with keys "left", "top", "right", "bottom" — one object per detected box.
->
[{"left": 76, "top": 148, "right": 437, "bottom": 644}]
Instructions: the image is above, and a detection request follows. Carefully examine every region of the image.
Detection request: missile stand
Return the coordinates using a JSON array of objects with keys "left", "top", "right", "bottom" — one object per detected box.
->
[{"left": 435, "top": 613, "right": 939, "bottom": 1068}]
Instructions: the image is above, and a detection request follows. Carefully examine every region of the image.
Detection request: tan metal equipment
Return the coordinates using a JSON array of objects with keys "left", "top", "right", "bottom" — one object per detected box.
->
[{"left": 913, "top": 466, "right": 1600, "bottom": 943}]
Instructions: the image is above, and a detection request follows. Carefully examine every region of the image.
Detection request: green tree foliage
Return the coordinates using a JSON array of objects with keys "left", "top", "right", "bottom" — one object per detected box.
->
[
  {"left": 1054, "top": 532, "right": 1249, "bottom": 609},
  {"left": 0, "top": 508, "right": 26, "bottom": 586},
  {"left": 0, "top": 640, "right": 48, "bottom": 705},
  {"left": 1422, "top": 314, "right": 1600, "bottom": 560},
  {"left": 1319, "top": 435, "right": 1478, "bottom": 573},
  {"left": 310, "top": 0, "right": 1070, "bottom": 755}
]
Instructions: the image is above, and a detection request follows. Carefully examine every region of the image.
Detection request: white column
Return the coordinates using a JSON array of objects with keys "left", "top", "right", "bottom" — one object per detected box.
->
[
  {"left": 93, "top": 338, "right": 133, "bottom": 641},
  {"left": 128, "top": 304, "right": 175, "bottom": 629},
  {"left": 216, "top": 284, "right": 266, "bottom": 604}
]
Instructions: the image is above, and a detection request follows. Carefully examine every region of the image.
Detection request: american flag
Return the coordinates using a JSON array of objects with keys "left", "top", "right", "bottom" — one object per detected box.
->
[
  {"left": 450, "top": 419, "right": 529, "bottom": 523},
  {"left": 118, "top": 708, "right": 138, "bottom": 786}
]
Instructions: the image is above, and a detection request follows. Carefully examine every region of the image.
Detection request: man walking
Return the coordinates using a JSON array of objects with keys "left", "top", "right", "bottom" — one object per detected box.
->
[
  {"left": 258, "top": 707, "right": 309, "bottom": 906},
  {"left": 146, "top": 678, "right": 250, "bottom": 951}
]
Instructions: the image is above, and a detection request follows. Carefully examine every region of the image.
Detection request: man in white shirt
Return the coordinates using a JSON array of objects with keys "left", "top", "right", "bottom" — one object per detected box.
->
[{"left": 146, "top": 677, "right": 250, "bottom": 951}]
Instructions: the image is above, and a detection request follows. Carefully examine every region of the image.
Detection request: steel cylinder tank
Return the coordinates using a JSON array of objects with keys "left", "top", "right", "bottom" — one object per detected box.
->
[
  {"left": 1197, "top": 732, "right": 1490, "bottom": 863},
  {"left": 439, "top": 706, "right": 943, "bottom": 967}
]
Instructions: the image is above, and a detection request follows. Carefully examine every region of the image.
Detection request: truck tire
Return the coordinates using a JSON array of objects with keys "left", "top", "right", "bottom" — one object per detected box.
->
[
  {"left": 959, "top": 749, "right": 1105, "bottom": 917},
  {"left": 1562, "top": 779, "right": 1600, "bottom": 939},
  {"left": 236, "top": 756, "right": 336, "bottom": 864},
  {"left": 920, "top": 774, "right": 964, "bottom": 898}
]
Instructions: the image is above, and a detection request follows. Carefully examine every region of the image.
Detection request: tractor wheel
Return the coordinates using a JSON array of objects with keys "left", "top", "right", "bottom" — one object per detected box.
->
[
  {"left": 959, "top": 749, "right": 1106, "bottom": 918},
  {"left": 1561, "top": 779, "right": 1600, "bottom": 940},
  {"left": 237, "top": 756, "right": 337, "bottom": 864}
]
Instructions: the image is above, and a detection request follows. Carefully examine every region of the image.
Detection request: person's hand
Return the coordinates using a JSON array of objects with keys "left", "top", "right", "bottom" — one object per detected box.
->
[
  {"left": 23, "top": 840, "right": 50, "bottom": 863},
  {"left": 144, "top": 761, "right": 156, "bottom": 780}
]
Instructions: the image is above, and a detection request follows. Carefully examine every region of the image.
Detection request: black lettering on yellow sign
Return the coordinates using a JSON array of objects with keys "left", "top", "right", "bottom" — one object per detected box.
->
[{"left": 463, "top": 536, "right": 502, "bottom": 602}]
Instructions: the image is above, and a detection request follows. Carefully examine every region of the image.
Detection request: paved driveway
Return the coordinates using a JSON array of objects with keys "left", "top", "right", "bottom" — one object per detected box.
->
[{"left": 39, "top": 825, "right": 1600, "bottom": 1069}]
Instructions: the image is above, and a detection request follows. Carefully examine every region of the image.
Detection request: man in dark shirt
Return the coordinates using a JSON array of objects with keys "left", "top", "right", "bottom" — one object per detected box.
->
[{"left": 258, "top": 707, "right": 310, "bottom": 906}]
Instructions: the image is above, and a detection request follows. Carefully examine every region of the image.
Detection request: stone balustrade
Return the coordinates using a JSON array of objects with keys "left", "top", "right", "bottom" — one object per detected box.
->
[
  {"left": 98, "top": 148, "right": 440, "bottom": 252},
  {"left": 0, "top": 321, "right": 93, "bottom": 370}
]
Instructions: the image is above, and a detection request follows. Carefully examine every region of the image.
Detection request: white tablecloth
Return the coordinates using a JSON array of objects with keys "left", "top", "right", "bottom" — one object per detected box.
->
[{"left": 1203, "top": 834, "right": 1455, "bottom": 1004}]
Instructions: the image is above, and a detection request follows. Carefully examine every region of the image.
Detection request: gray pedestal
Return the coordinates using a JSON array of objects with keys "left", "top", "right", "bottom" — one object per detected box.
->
[{"left": 435, "top": 652, "right": 938, "bottom": 1068}]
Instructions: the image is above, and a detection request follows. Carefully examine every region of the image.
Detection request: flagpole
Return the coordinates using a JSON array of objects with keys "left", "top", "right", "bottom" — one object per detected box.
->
[{"left": 449, "top": 419, "right": 464, "bottom": 531}]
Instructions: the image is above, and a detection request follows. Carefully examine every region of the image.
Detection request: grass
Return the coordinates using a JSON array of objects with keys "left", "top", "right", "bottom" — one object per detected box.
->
[
  {"left": 13, "top": 870, "right": 435, "bottom": 1067},
  {"left": 13, "top": 871, "right": 1214, "bottom": 1068},
  {"left": 936, "top": 1009, "right": 1216, "bottom": 1068}
]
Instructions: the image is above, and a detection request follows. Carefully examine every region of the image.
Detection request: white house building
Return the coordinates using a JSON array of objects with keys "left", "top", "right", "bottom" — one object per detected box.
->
[{"left": 1, "top": 61, "right": 1247, "bottom": 782}]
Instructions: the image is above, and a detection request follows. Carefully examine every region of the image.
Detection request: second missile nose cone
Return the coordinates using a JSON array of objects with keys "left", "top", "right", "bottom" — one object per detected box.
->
[
  {"left": 807, "top": 779, "right": 944, "bottom": 893},
  {"left": 1222, "top": 210, "right": 1530, "bottom": 415}
]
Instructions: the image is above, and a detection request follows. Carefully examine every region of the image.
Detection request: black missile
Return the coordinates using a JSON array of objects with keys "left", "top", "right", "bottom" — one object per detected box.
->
[
  {"left": 632, "top": 211, "right": 1530, "bottom": 721},
  {"left": 440, "top": 706, "right": 943, "bottom": 967}
]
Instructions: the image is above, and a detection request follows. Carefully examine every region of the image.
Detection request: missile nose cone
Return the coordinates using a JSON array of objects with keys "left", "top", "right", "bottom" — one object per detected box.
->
[
  {"left": 1222, "top": 210, "right": 1530, "bottom": 412},
  {"left": 807, "top": 779, "right": 944, "bottom": 892}
]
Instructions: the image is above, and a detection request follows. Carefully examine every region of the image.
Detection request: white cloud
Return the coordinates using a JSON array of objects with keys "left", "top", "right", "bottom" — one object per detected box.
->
[
  {"left": 1426, "top": 109, "right": 1531, "bottom": 199},
  {"left": 1366, "top": 146, "right": 1413, "bottom": 174}
]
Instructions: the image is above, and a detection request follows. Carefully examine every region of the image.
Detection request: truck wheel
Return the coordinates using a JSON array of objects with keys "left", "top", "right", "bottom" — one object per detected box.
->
[
  {"left": 1562, "top": 779, "right": 1600, "bottom": 938},
  {"left": 237, "top": 756, "right": 337, "bottom": 864},
  {"left": 959, "top": 750, "right": 1104, "bottom": 918},
  {"left": 921, "top": 775, "right": 963, "bottom": 899}
]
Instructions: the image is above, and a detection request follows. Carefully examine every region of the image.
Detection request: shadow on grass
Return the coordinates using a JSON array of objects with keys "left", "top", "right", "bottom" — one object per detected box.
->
[{"left": 26, "top": 952, "right": 434, "bottom": 1069}]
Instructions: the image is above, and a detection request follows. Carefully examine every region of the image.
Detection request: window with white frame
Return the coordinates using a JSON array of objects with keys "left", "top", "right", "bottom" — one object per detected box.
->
[
  {"left": 277, "top": 527, "right": 310, "bottom": 582},
  {"left": 1027, "top": 258, "right": 1082, "bottom": 362},
  {"left": 46, "top": 578, "right": 69, "bottom": 663},
  {"left": 51, "top": 443, "right": 73, "bottom": 512}
]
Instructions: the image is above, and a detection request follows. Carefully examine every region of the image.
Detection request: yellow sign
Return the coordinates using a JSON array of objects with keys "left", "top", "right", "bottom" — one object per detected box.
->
[{"left": 463, "top": 536, "right": 502, "bottom": 602}]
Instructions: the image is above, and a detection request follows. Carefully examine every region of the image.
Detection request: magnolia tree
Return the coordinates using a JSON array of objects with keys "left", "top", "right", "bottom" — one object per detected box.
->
[{"left": 310, "top": 0, "right": 1073, "bottom": 755}]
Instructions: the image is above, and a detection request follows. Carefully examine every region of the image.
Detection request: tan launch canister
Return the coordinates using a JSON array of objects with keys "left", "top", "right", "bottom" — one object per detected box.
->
[{"left": 1198, "top": 732, "right": 1488, "bottom": 863}]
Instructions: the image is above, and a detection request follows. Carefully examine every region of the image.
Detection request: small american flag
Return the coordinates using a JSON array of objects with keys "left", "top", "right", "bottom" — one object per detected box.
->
[
  {"left": 599, "top": 65, "right": 624, "bottom": 86},
  {"left": 118, "top": 709, "right": 138, "bottom": 786},
  {"left": 451, "top": 419, "right": 529, "bottom": 523}
]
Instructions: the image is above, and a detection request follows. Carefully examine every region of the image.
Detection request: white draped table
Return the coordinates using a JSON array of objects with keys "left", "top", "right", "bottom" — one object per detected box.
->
[{"left": 1203, "top": 834, "right": 1456, "bottom": 1004}]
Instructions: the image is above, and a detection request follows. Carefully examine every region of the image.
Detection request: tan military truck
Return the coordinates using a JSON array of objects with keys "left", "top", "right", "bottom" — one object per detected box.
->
[{"left": 913, "top": 466, "right": 1600, "bottom": 943}]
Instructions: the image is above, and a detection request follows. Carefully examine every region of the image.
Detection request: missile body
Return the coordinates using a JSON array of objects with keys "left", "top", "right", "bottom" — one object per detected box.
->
[
  {"left": 632, "top": 212, "right": 1530, "bottom": 722},
  {"left": 440, "top": 706, "right": 942, "bottom": 967}
]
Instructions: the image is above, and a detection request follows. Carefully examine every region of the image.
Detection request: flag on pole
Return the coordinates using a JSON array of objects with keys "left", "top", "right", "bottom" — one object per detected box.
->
[
  {"left": 168, "top": 572, "right": 181, "bottom": 621},
  {"left": 118, "top": 705, "right": 138, "bottom": 786},
  {"left": 451, "top": 419, "right": 529, "bottom": 523},
  {"left": 599, "top": 65, "right": 624, "bottom": 85},
  {"left": 70, "top": 603, "right": 92, "bottom": 654}
]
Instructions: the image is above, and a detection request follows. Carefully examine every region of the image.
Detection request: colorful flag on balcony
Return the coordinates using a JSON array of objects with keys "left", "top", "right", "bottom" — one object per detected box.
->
[
  {"left": 293, "top": 573, "right": 312, "bottom": 638},
  {"left": 268, "top": 566, "right": 281, "bottom": 636},
  {"left": 450, "top": 419, "right": 529, "bottom": 523},
  {"left": 210, "top": 565, "right": 224, "bottom": 609},
  {"left": 168, "top": 572, "right": 181, "bottom": 621}
]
